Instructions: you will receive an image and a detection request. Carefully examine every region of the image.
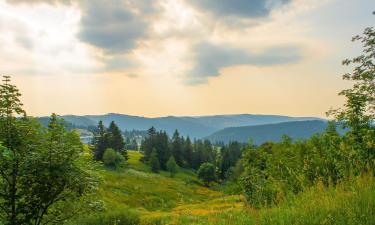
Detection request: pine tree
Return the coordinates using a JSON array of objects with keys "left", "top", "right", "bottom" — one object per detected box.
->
[
  {"left": 92, "top": 121, "right": 107, "bottom": 161},
  {"left": 156, "top": 131, "right": 171, "bottom": 170},
  {"left": 106, "top": 121, "right": 127, "bottom": 160},
  {"left": 183, "top": 136, "right": 193, "bottom": 168},
  {"left": 171, "top": 129, "right": 183, "bottom": 167},
  {"left": 150, "top": 148, "right": 160, "bottom": 173},
  {"left": 141, "top": 126, "right": 157, "bottom": 162}
]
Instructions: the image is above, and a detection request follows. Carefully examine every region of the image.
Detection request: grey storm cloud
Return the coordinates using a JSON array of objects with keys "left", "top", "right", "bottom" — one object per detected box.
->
[
  {"left": 189, "top": 0, "right": 291, "bottom": 18},
  {"left": 77, "top": 0, "right": 149, "bottom": 54},
  {"left": 7, "top": 0, "right": 151, "bottom": 54},
  {"left": 187, "top": 43, "right": 301, "bottom": 84}
]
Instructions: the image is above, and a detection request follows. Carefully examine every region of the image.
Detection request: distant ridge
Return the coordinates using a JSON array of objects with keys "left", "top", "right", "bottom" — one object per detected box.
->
[
  {"left": 206, "top": 120, "right": 331, "bottom": 145},
  {"left": 37, "top": 113, "right": 324, "bottom": 139}
]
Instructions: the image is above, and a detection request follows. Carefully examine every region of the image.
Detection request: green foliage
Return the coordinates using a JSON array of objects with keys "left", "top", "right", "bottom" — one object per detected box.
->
[
  {"left": 328, "top": 24, "right": 375, "bottom": 172},
  {"left": 166, "top": 156, "right": 178, "bottom": 177},
  {"left": 71, "top": 209, "right": 140, "bottom": 225},
  {"left": 150, "top": 148, "right": 160, "bottom": 173},
  {"left": 183, "top": 136, "right": 193, "bottom": 168},
  {"left": 191, "top": 140, "right": 216, "bottom": 170},
  {"left": 103, "top": 148, "right": 125, "bottom": 170},
  {"left": 171, "top": 130, "right": 184, "bottom": 166},
  {"left": 92, "top": 120, "right": 107, "bottom": 161},
  {"left": 218, "top": 141, "right": 242, "bottom": 180},
  {"left": 141, "top": 127, "right": 170, "bottom": 170},
  {"left": 0, "top": 76, "right": 99, "bottom": 225},
  {"left": 92, "top": 121, "right": 127, "bottom": 161},
  {"left": 260, "top": 175, "right": 375, "bottom": 225},
  {"left": 141, "top": 127, "right": 218, "bottom": 172},
  {"left": 197, "top": 163, "right": 216, "bottom": 187},
  {"left": 239, "top": 23, "right": 375, "bottom": 209},
  {"left": 106, "top": 121, "right": 127, "bottom": 159}
]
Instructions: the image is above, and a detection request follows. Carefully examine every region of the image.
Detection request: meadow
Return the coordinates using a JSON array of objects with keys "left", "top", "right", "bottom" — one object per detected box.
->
[{"left": 71, "top": 151, "right": 375, "bottom": 225}]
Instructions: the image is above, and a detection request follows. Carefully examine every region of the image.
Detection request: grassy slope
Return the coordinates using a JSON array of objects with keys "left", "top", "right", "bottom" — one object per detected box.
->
[{"left": 97, "top": 151, "right": 375, "bottom": 225}]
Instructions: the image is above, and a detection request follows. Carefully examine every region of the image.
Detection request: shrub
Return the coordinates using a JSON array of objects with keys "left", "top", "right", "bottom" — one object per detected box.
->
[
  {"left": 166, "top": 156, "right": 178, "bottom": 177},
  {"left": 197, "top": 163, "right": 216, "bottom": 187},
  {"left": 103, "top": 148, "right": 125, "bottom": 169}
]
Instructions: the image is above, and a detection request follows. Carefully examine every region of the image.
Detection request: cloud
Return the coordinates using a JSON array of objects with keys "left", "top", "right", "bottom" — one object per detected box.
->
[
  {"left": 188, "top": 0, "right": 291, "bottom": 18},
  {"left": 6, "top": 0, "right": 73, "bottom": 5},
  {"left": 187, "top": 42, "right": 301, "bottom": 84},
  {"left": 77, "top": 0, "right": 149, "bottom": 54}
]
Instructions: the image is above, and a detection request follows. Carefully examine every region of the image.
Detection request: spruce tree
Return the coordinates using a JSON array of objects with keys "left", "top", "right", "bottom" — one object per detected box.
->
[
  {"left": 141, "top": 126, "right": 157, "bottom": 162},
  {"left": 106, "top": 121, "right": 127, "bottom": 160},
  {"left": 150, "top": 148, "right": 160, "bottom": 173},
  {"left": 92, "top": 121, "right": 107, "bottom": 161},
  {"left": 183, "top": 136, "right": 193, "bottom": 168},
  {"left": 171, "top": 129, "right": 183, "bottom": 167}
]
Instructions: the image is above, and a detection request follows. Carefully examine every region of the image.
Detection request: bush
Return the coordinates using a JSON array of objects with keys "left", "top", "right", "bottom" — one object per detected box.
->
[
  {"left": 103, "top": 148, "right": 125, "bottom": 169},
  {"left": 197, "top": 163, "right": 216, "bottom": 187},
  {"left": 166, "top": 156, "right": 178, "bottom": 177}
]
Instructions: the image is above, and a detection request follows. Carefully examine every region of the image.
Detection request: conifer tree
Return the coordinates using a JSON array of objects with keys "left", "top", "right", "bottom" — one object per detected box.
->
[
  {"left": 92, "top": 121, "right": 107, "bottom": 161},
  {"left": 171, "top": 129, "right": 183, "bottom": 167},
  {"left": 150, "top": 148, "right": 160, "bottom": 173},
  {"left": 183, "top": 136, "right": 193, "bottom": 168},
  {"left": 106, "top": 121, "right": 127, "bottom": 160}
]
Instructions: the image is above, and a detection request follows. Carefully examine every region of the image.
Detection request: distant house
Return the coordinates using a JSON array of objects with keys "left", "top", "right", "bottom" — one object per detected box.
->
[{"left": 80, "top": 135, "right": 93, "bottom": 144}]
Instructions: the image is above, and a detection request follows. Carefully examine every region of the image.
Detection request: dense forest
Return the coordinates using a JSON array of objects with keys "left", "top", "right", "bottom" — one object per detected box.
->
[{"left": 0, "top": 16, "right": 374, "bottom": 225}]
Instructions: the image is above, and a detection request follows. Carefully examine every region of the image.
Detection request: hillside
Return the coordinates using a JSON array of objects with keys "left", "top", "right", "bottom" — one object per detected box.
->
[
  {"left": 206, "top": 120, "right": 330, "bottom": 144},
  {"left": 38, "top": 113, "right": 323, "bottom": 139},
  {"left": 73, "top": 150, "right": 375, "bottom": 225}
]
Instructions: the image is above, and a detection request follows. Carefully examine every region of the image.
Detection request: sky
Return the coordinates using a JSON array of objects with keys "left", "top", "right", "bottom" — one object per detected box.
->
[{"left": 0, "top": 0, "right": 374, "bottom": 117}]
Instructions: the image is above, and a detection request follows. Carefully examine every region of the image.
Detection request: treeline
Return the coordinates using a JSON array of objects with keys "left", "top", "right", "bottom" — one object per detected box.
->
[
  {"left": 139, "top": 127, "right": 243, "bottom": 178},
  {"left": 91, "top": 121, "right": 128, "bottom": 168},
  {"left": 123, "top": 130, "right": 146, "bottom": 150}
]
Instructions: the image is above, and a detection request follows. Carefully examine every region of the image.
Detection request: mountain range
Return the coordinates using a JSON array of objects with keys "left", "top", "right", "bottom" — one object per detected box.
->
[
  {"left": 206, "top": 120, "right": 334, "bottom": 145},
  {"left": 37, "top": 113, "right": 330, "bottom": 144}
]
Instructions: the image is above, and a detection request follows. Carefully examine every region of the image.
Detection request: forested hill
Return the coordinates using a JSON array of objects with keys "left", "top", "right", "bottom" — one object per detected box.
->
[
  {"left": 206, "top": 120, "right": 334, "bottom": 145},
  {"left": 37, "top": 113, "right": 322, "bottom": 139}
]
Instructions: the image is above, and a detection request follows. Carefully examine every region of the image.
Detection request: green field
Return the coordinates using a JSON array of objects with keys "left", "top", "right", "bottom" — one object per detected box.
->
[{"left": 75, "top": 151, "right": 375, "bottom": 225}]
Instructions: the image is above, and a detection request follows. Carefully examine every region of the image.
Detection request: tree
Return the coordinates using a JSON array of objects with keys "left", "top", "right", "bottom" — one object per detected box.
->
[
  {"left": 166, "top": 156, "right": 178, "bottom": 177},
  {"left": 0, "top": 76, "right": 99, "bottom": 225},
  {"left": 92, "top": 121, "right": 107, "bottom": 161},
  {"left": 183, "top": 136, "right": 193, "bottom": 168},
  {"left": 140, "top": 126, "right": 157, "bottom": 162},
  {"left": 219, "top": 142, "right": 242, "bottom": 180},
  {"left": 155, "top": 131, "right": 171, "bottom": 170},
  {"left": 328, "top": 22, "right": 375, "bottom": 171},
  {"left": 150, "top": 148, "right": 160, "bottom": 173},
  {"left": 197, "top": 163, "right": 216, "bottom": 187},
  {"left": 103, "top": 148, "right": 125, "bottom": 170},
  {"left": 106, "top": 121, "right": 127, "bottom": 160},
  {"left": 170, "top": 130, "right": 183, "bottom": 167}
]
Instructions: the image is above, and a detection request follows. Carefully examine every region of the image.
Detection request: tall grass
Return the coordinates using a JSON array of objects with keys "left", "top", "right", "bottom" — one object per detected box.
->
[
  {"left": 143, "top": 175, "right": 375, "bottom": 225},
  {"left": 261, "top": 175, "right": 375, "bottom": 225},
  {"left": 69, "top": 209, "right": 140, "bottom": 225},
  {"left": 69, "top": 151, "right": 375, "bottom": 225}
]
